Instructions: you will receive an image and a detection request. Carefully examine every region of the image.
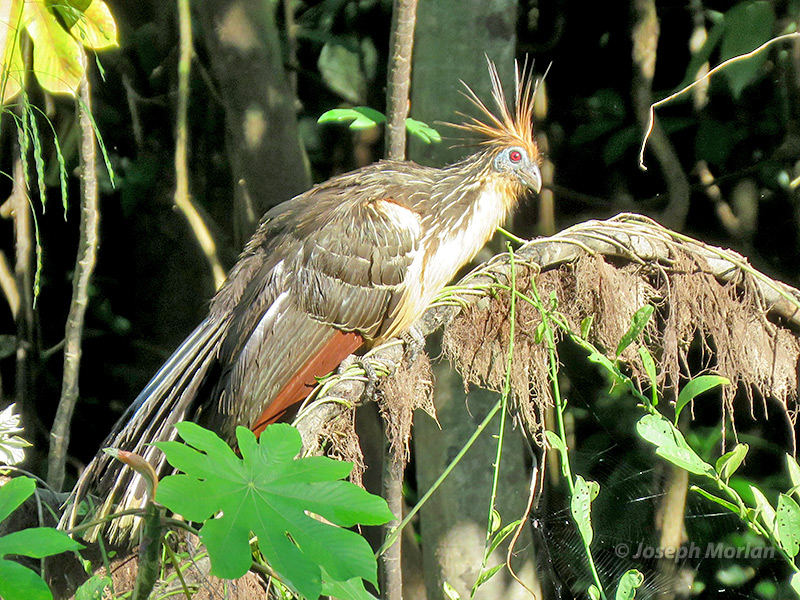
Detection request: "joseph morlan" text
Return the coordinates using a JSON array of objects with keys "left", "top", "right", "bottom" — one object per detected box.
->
[{"left": 618, "top": 541, "right": 775, "bottom": 561}]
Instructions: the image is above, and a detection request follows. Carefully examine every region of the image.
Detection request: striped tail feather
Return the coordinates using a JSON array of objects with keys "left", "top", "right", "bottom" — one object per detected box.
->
[{"left": 61, "top": 316, "right": 227, "bottom": 541}]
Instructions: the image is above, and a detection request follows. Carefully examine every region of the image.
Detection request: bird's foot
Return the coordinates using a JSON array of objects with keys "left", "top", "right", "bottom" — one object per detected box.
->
[
  {"left": 401, "top": 324, "right": 426, "bottom": 363},
  {"left": 338, "top": 354, "right": 386, "bottom": 399}
]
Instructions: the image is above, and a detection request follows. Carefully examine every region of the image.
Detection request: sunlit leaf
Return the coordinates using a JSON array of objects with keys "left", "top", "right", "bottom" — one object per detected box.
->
[
  {"left": 0, "top": 0, "right": 24, "bottom": 103},
  {"left": 750, "top": 485, "right": 776, "bottom": 532},
  {"left": 318, "top": 107, "right": 386, "bottom": 130},
  {"left": 545, "top": 430, "right": 569, "bottom": 478},
  {"left": 406, "top": 118, "right": 441, "bottom": 144},
  {"left": 715, "top": 443, "right": 748, "bottom": 481},
  {"left": 473, "top": 563, "right": 505, "bottom": 589},
  {"left": 156, "top": 423, "right": 392, "bottom": 600},
  {"left": 69, "top": 0, "right": 118, "bottom": 50},
  {"left": 443, "top": 581, "right": 461, "bottom": 600},
  {"left": 0, "top": 560, "right": 52, "bottom": 600},
  {"left": 636, "top": 413, "right": 714, "bottom": 477},
  {"left": 24, "top": 0, "right": 85, "bottom": 95},
  {"left": 571, "top": 475, "right": 599, "bottom": 547},
  {"left": 74, "top": 574, "right": 112, "bottom": 600},
  {"left": 790, "top": 572, "right": 800, "bottom": 598},
  {"left": 775, "top": 493, "right": 800, "bottom": 558},
  {"left": 675, "top": 375, "right": 729, "bottom": 422},
  {"left": 487, "top": 519, "right": 522, "bottom": 558},
  {"left": 787, "top": 454, "right": 800, "bottom": 501}
]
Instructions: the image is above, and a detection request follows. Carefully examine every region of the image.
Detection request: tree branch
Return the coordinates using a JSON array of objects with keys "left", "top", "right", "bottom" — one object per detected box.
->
[
  {"left": 175, "top": 0, "right": 226, "bottom": 290},
  {"left": 47, "top": 77, "right": 100, "bottom": 491}
]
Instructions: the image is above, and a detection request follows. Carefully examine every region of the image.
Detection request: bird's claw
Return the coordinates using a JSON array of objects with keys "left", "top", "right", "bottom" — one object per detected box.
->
[
  {"left": 337, "top": 355, "right": 383, "bottom": 399},
  {"left": 401, "top": 324, "right": 426, "bottom": 363}
]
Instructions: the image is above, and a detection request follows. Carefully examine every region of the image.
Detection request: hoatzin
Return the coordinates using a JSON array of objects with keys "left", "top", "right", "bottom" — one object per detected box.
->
[{"left": 65, "top": 61, "right": 542, "bottom": 541}]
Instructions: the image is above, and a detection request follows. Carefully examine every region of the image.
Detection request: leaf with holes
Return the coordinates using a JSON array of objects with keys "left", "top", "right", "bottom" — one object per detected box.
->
[
  {"left": 636, "top": 413, "right": 714, "bottom": 477},
  {"left": 615, "top": 569, "right": 644, "bottom": 600},
  {"left": 775, "top": 493, "right": 800, "bottom": 558},
  {"left": 571, "top": 475, "right": 600, "bottom": 547},
  {"left": 155, "top": 422, "right": 393, "bottom": 600}
]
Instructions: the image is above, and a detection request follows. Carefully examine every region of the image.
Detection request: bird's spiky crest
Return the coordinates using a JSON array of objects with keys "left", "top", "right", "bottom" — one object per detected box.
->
[{"left": 448, "top": 57, "right": 541, "bottom": 162}]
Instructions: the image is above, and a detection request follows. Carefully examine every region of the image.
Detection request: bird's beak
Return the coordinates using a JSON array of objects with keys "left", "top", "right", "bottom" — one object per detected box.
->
[{"left": 517, "top": 163, "right": 542, "bottom": 194}]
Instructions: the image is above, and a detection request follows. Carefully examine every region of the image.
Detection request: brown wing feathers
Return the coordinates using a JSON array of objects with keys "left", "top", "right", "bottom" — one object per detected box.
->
[{"left": 67, "top": 59, "right": 540, "bottom": 542}]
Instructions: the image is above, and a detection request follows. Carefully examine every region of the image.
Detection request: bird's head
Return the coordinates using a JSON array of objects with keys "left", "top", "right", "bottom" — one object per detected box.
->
[{"left": 448, "top": 58, "right": 543, "bottom": 196}]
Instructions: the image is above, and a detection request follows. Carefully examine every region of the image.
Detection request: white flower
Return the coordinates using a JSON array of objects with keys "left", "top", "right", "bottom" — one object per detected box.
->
[{"left": 0, "top": 403, "right": 31, "bottom": 466}]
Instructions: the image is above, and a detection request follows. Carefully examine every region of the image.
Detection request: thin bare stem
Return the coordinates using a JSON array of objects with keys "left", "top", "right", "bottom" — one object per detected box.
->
[
  {"left": 175, "top": 0, "right": 226, "bottom": 290},
  {"left": 639, "top": 32, "right": 800, "bottom": 170},
  {"left": 381, "top": 3, "right": 418, "bottom": 597},
  {"left": 385, "top": 0, "right": 418, "bottom": 161},
  {"left": 47, "top": 77, "right": 100, "bottom": 491}
]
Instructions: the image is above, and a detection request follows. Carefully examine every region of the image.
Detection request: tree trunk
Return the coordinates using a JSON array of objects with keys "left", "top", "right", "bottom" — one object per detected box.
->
[
  {"left": 409, "top": 3, "right": 540, "bottom": 596},
  {"left": 196, "top": 0, "right": 311, "bottom": 244}
]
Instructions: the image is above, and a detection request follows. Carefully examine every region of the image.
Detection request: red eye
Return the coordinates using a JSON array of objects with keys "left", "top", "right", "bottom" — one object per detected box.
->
[{"left": 509, "top": 150, "right": 523, "bottom": 163}]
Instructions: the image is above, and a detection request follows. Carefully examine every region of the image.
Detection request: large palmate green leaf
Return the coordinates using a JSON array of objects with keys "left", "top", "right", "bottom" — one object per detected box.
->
[{"left": 156, "top": 422, "right": 393, "bottom": 600}]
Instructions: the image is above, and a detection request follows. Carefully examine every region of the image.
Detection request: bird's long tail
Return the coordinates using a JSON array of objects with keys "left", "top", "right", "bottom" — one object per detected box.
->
[{"left": 60, "top": 316, "right": 226, "bottom": 542}]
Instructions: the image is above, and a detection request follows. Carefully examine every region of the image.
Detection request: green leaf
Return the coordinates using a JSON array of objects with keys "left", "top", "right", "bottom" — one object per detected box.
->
[
  {"left": 489, "top": 508, "right": 501, "bottom": 534},
  {"left": 588, "top": 583, "right": 602, "bottom": 600},
  {"left": 791, "top": 572, "right": 800, "bottom": 599},
  {"left": 719, "top": 1, "right": 775, "bottom": 98},
  {"left": 68, "top": 0, "right": 118, "bottom": 49},
  {"left": 318, "top": 107, "right": 386, "bottom": 130},
  {"left": 24, "top": 0, "right": 85, "bottom": 95},
  {"left": 586, "top": 350, "right": 622, "bottom": 384},
  {"left": 487, "top": 519, "right": 523, "bottom": 557},
  {"left": 406, "top": 118, "right": 441, "bottom": 144},
  {"left": 616, "top": 305, "right": 653, "bottom": 356},
  {"left": 443, "top": 581, "right": 461, "bottom": 600},
  {"left": 750, "top": 485, "right": 776, "bottom": 532},
  {"left": 0, "top": 559, "right": 53, "bottom": 600},
  {"left": 715, "top": 443, "right": 749, "bottom": 481},
  {"left": 580, "top": 315, "right": 594, "bottom": 339},
  {"left": 571, "top": 475, "right": 599, "bottom": 547},
  {"left": 675, "top": 375, "right": 729, "bottom": 422},
  {"left": 473, "top": 562, "right": 505, "bottom": 589},
  {"left": 615, "top": 569, "right": 644, "bottom": 600},
  {"left": 775, "top": 493, "right": 800, "bottom": 557},
  {"left": 545, "top": 430, "right": 569, "bottom": 478},
  {"left": 637, "top": 346, "right": 658, "bottom": 407},
  {"left": 0, "top": 476, "right": 35, "bottom": 524},
  {"left": 690, "top": 485, "right": 740, "bottom": 513},
  {"left": 318, "top": 40, "right": 364, "bottom": 103},
  {"left": 636, "top": 414, "right": 714, "bottom": 477},
  {"left": 321, "top": 571, "right": 378, "bottom": 600},
  {"left": 74, "top": 574, "right": 112, "bottom": 600},
  {"left": 787, "top": 455, "right": 800, "bottom": 501},
  {"left": 0, "top": 527, "right": 82, "bottom": 558},
  {"left": 156, "top": 423, "right": 393, "bottom": 600},
  {"left": 0, "top": 0, "right": 25, "bottom": 103}
]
